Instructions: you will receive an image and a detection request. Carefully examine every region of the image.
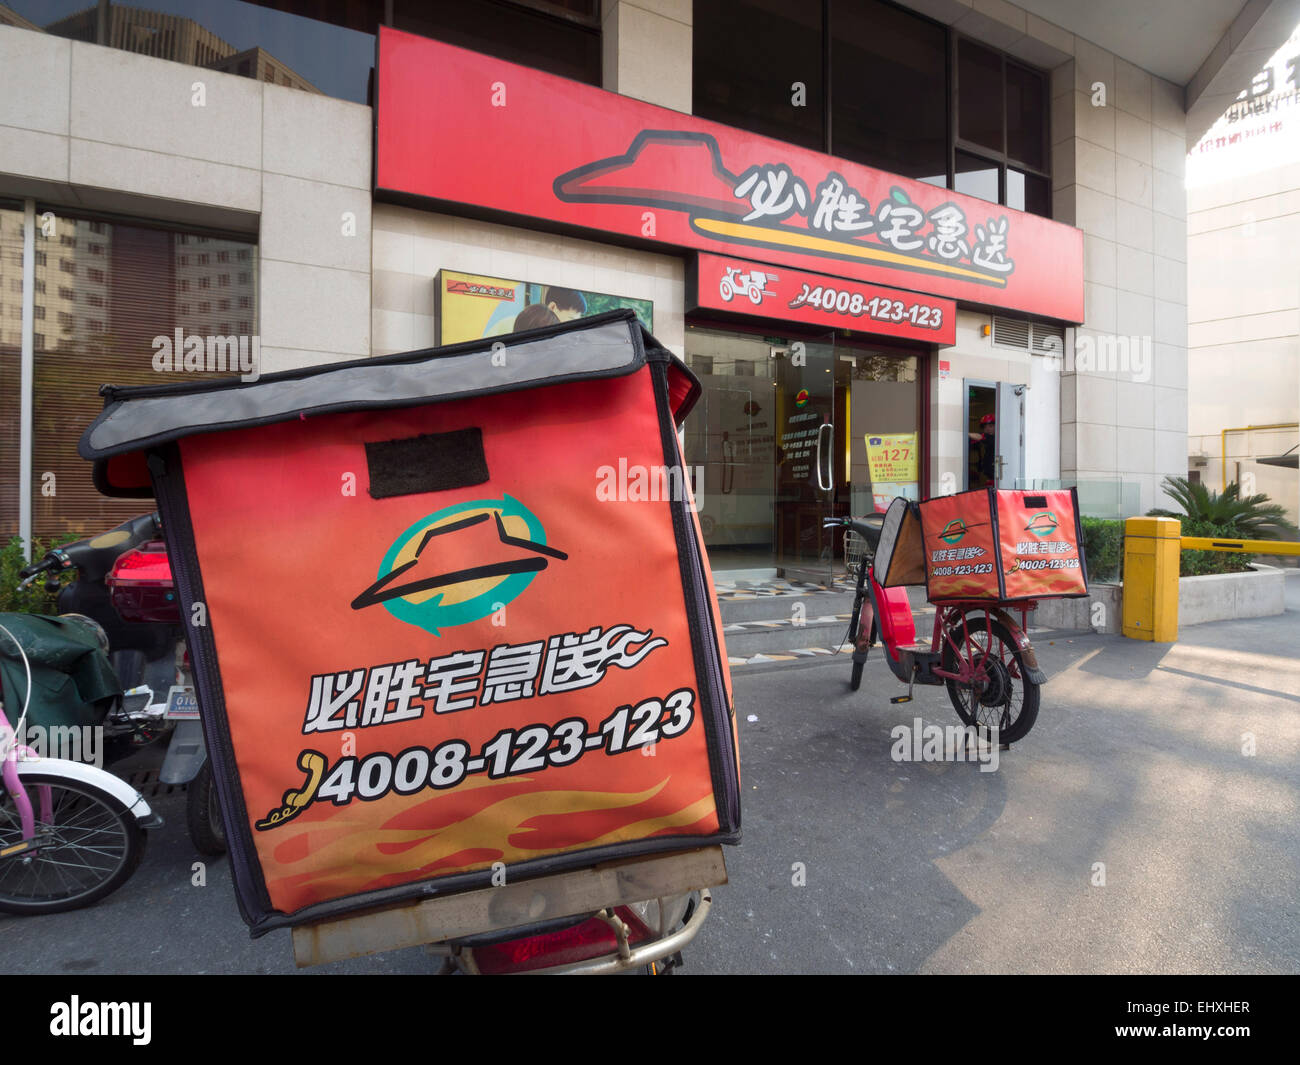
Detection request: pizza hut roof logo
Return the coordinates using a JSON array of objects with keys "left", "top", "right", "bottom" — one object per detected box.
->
[
  {"left": 554, "top": 130, "right": 1015, "bottom": 288},
  {"left": 353, "top": 495, "right": 566, "bottom": 636},
  {"left": 1025, "top": 512, "right": 1059, "bottom": 537},
  {"left": 939, "top": 519, "right": 969, "bottom": 545}
]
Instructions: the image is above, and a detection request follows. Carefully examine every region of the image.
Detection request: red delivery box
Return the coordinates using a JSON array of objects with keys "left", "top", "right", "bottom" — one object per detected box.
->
[
  {"left": 918, "top": 488, "right": 1089, "bottom": 603},
  {"left": 79, "top": 311, "right": 740, "bottom": 936}
]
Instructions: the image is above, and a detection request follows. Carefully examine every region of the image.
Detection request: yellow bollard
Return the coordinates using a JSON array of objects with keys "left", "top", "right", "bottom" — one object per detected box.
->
[{"left": 1122, "top": 516, "right": 1180, "bottom": 641}]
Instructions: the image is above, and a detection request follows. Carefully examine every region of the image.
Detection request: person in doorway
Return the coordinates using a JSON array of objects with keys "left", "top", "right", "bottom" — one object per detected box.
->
[{"left": 968, "top": 412, "right": 996, "bottom": 486}]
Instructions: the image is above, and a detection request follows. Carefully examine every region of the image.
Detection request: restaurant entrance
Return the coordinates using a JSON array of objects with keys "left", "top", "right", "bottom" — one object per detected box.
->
[{"left": 684, "top": 322, "right": 923, "bottom": 583}]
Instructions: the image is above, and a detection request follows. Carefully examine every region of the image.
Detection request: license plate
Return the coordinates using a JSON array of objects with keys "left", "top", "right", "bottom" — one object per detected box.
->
[{"left": 165, "top": 685, "right": 199, "bottom": 720}]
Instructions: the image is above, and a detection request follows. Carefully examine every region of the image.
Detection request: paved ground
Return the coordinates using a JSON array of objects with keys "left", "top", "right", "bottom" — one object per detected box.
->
[{"left": 5, "top": 576, "right": 1298, "bottom": 974}]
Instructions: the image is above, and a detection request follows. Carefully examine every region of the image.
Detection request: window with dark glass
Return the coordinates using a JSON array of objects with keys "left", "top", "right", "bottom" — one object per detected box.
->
[
  {"left": 693, "top": 1, "right": 1052, "bottom": 217},
  {"left": 0, "top": 202, "right": 22, "bottom": 538},
  {"left": 693, "top": 0, "right": 824, "bottom": 153},
  {"left": 831, "top": 0, "right": 947, "bottom": 186},
  {"left": 394, "top": 0, "right": 601, "bottom": 87},
  {"left": 955, "top": 38, "right": 1050, "bottom": 214},
  {"left": 9, "top": 0, "right": 383, "bottom": 104}
]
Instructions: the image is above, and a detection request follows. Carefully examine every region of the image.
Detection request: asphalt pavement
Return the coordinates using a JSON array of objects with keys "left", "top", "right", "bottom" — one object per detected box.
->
[{"left": 5, "top": 576, "right": 1298, "bottom": 975}]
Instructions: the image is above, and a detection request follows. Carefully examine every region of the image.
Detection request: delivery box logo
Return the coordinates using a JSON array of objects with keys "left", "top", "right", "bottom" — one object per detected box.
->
[
  {"left": 1024, "top": 511, "right": 1059, "bottom": 537},
  {"left": 939, "top": 518, "right": 971, "bottom": 545},
  {"left": 351, "top": 495, "right": 568, "bottom": 636}
]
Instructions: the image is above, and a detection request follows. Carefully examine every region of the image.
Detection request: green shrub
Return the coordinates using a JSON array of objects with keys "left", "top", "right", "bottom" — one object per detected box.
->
[
  {"left": 0, "top": 534, "right": 75, "bottom": 615},
  {"left": 1150, "top": 476, "right": 1300, "bottom": 540},
  {"left": 1146, "top": 475, "right": 1294, "bottom": 577},
  {"left": 1081, "top": 517, "right": 1124, "bottom": 583}
]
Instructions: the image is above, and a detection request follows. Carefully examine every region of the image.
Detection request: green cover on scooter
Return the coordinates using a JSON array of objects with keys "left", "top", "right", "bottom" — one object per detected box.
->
[{"left": 0, "top": 613, "right": 120, "bottom": 733}]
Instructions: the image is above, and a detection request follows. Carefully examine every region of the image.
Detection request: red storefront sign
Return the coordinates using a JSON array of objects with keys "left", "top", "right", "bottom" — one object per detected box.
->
[
  {"left": 690, "top": 253, "right": 957, "bottom": 345},
  {"left": 375, "top": 28, "right": 1084, "bottom": 323}
]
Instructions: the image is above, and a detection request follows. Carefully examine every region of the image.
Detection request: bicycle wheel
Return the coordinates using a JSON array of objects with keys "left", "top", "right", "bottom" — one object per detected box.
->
[
  {"left": 850, "top": 659, "right": 865, "bottom": 691},
  {"left": 0, "top": 773, "right": 145, "bottom": 914},
  {"left": 847, "top": 590, "right": 876, "bottom": 692},
  {"left": 941, "top": 614, "right": 1040, "bottom": 743}
]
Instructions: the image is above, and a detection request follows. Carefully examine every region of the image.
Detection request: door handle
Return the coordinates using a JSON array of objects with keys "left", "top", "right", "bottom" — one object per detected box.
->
[{"left": 816, "top": 422, "right": 834, "bottom": 492}]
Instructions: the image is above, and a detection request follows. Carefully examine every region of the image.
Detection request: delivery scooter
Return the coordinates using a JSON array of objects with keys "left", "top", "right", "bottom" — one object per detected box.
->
[{"left": 825, "top": 499, "right": 1048, "bottom": 744}]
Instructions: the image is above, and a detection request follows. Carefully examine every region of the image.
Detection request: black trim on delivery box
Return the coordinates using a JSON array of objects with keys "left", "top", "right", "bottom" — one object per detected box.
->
[
  {"left": 146, "top": 445, "right": 276, "bottom": 930},
  {"left": 647, "top": 346, "right": 741, "bottom": 837}
]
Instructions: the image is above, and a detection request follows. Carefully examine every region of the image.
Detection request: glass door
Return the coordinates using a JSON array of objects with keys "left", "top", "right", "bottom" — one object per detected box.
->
[
  {"left": 774, "top": 334, "right": 837, "bottom": 585},
  {"left": 682, "top": 329, "right": 777, "bottom": 572}
]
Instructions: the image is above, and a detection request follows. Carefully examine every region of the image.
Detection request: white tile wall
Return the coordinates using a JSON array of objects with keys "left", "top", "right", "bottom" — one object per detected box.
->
[
  {"left": 1052, "top": 43, "right": 1189, "bottom": 514},
  {"left": 603, "top": 1, "right": 692, "bottom": 113},
  {"left": 0, "top": 30, "right": 70, "bottom": 134}
]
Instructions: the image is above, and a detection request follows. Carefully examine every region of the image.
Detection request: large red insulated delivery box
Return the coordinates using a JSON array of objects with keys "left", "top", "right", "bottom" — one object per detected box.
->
[{"left": 79, "top": 311, "right": 740, "bottom": 935}]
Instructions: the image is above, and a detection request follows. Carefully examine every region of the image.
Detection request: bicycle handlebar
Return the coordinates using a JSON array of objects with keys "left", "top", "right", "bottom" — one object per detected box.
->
[{"left": 824, "top": 515, "right": 884, "bottom": 551}]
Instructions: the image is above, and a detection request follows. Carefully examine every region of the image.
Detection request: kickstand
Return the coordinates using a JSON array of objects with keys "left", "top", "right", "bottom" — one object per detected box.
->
[{"left": 890, "top": 672, "right": 916, "bottom": 705}]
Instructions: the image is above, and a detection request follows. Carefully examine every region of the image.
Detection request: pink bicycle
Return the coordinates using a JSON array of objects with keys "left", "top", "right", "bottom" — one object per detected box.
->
[{"left": 0, "top": 620, "right": 161, "bottom": 914}]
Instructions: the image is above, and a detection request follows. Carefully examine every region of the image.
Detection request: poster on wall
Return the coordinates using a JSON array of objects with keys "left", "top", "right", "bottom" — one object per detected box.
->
[
  {"left": 865, "top": 433, "right": 918, "bottom": 483},
  {"left": 865, "top": 432, "right": 920, "bottom": 512},
  {"left": 436, "top": 270, "right": 653, "bottom": 345}
]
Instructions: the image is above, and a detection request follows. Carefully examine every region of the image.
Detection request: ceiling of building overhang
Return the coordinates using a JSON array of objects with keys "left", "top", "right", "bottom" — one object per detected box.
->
[{"left": 1012, "top": 0, "right": 1249, "bottom": 84}]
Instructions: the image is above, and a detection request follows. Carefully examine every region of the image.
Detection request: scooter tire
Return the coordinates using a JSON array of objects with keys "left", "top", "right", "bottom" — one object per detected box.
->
[
  {"left": 942, "top": 616, "right": 1040, "bottom": 744},
  {"left": 186, "top": 759, "right": 227, "bottom": 857}
]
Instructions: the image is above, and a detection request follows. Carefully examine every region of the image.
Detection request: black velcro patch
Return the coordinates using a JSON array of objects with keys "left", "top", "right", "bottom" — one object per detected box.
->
[{"left": 365, "top": 427, "right": 489, "bottom": 499}]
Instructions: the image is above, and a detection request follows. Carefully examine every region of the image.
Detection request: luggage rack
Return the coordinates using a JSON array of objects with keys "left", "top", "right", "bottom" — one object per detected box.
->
[{"left": 291, "top": 845, "right": 729, "bottom": 971}]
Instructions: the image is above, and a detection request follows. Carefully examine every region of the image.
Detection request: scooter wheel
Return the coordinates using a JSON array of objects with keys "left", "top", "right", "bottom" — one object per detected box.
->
[
  {"left": 942, "top": 616, "right": 1040, "bottom": 743},
  {"left": 0, "top": 774, "right": 145, "bottom": 914},
  {"left": 186, "top": 759, "right": 227, "bottom": 857}
]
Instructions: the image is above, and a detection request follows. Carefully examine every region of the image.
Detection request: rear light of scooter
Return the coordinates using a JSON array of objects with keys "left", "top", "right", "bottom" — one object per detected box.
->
[
  {"left": 471, "top": 905, "right": 655, "bottom": 974},
  {"left": 106, "top": 542, "right": 180, "bottom": 623}
]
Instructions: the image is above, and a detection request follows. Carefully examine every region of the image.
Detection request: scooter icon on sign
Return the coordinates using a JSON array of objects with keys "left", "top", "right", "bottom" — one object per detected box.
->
[{"left": 719, "top": 266, "right": 776, "bottom": 306}]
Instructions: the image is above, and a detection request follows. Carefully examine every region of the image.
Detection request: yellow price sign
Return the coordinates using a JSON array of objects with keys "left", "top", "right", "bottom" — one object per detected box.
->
[{"left": 864, "top": 432, "right": 918, "bottom": 484}]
